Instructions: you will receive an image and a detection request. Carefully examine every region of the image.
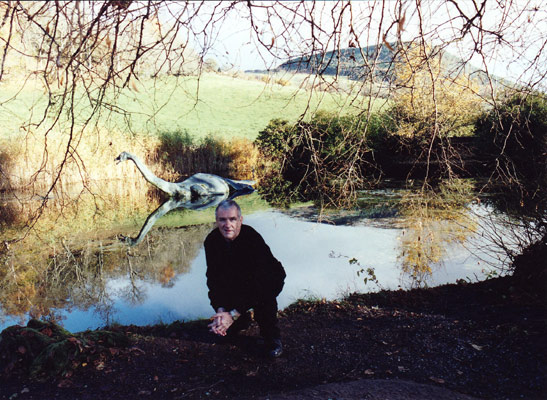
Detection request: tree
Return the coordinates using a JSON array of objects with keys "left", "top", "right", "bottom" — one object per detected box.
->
[{"left": 1, "top": 0, "right": 546, "bottom": 267}]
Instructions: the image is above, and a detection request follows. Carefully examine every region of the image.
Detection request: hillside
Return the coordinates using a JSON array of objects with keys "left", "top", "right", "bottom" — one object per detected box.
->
[{"left": 271, "top": 43, "right": 492, "bottom": 85}]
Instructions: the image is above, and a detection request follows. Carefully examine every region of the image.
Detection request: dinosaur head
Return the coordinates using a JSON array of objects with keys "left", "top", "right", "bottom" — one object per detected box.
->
[{"left": 115, "top": 151, "right": 130, "bottom": 164}]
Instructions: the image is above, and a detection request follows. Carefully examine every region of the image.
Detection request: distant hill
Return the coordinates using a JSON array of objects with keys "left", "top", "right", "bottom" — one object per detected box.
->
[{"left": 269, "top": 43, "right": 494, "bottom": 85}]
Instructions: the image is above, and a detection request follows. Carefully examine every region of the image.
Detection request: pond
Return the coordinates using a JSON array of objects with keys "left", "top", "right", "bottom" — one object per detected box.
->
[{"left": 0, "top": 189, "right": 510, "bottom": 333}]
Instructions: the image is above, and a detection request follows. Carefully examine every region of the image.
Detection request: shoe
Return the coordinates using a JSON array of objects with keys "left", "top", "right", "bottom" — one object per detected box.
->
[{"left": 266, "top": 339, "right": 283, "bottom": 358}]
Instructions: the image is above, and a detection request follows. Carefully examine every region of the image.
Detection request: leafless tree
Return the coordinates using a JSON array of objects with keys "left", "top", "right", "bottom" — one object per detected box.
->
[{"left": 0, "top": 0, "right": 545, "bottom": 223}]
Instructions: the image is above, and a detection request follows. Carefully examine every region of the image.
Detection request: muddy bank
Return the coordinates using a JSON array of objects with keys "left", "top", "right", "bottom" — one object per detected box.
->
[{"left": 1, "top": 274, "right": 545, "bottom": 400}]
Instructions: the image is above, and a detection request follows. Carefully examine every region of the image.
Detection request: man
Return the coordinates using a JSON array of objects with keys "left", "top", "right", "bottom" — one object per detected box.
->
[{"left": 205, "top": 200, "right": 286, "bottom": 358}]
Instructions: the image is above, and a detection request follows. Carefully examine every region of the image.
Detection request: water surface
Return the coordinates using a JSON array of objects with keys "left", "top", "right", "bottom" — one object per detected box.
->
[{"left": 0, "top": 197, "right": 503, "bottom": 332}]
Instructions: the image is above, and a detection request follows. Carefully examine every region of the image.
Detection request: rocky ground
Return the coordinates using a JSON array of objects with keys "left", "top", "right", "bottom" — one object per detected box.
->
[{"left": 1, "top": 274, "right": 545, "bottom": 400}]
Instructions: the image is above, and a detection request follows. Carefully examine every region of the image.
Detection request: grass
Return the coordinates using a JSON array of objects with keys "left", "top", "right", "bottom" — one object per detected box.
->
[
  {"left": 0, "top": 72, "right": 374, "bottom": 140},
  {"left": 0, "top": 71, "right": 377, "bottom": 200},
  {"left": 105, "top": 72, "right": 370, "bottom": 140}
]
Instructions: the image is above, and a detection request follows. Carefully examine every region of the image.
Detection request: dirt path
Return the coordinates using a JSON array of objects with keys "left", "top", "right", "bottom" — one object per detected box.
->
[{"left": 255, "top": 378, "right": 480, "bottom": 399}]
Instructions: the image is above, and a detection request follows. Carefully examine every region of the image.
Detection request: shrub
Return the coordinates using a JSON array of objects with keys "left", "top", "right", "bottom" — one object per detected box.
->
[
  {"left": 154, "top": 130, "right": 257, "bottom": 181},
  {"left": 474, "top": 91, "right": 546, "bottom": 285},
  {"left": 254, "top": 112, "right": 379, "bottom": 207},
  {"left": 474, "top": 91, "right": 547, "bottom": 209}
]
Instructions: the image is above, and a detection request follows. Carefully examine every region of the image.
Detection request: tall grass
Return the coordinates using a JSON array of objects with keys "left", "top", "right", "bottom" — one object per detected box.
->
[{"left": 151, "top": 130, "right": 258, "bottom": 181}]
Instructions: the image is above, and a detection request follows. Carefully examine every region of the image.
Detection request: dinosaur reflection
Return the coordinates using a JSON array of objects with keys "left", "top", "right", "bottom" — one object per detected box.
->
[{"left": 120, "top": 188, "right": 254, "bottom": 246}]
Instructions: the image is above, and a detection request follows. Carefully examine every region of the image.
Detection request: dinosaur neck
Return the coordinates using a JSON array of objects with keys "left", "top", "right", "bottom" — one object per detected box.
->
[{"left": 127, "top": 154, "right": 182, "bottom": 196}]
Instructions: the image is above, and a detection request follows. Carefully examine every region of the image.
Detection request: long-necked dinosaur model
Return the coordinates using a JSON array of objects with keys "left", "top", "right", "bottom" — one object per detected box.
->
[{"left": 115, "top": 151, "right": 255, "bottom": 198}]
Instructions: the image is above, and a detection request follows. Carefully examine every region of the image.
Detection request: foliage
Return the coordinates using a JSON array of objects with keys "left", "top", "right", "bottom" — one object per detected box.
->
[
  {"left": 349, "top": 258, "right": 383, "bottom": 290},
  {"left": 367, "top": 43, "right": 484, "bottom": 181},
  {"left": 153, "top": 130, "right": 258, "bottom": 181},
  {"left": 475, "top": 91, "right": 547, "bottom": 211},
  {"left": 253, "top": 44, "right": 489, "bottom": 208},
  {"left": 473, "top": 91, "right": 546, "bottom": 281},
  {"left": 392, "top": 44, "right": 482, "bottom": 138},
  {"left": 255, "top": 112, "right": 380, "bottom": 207},
  {"left": 253, "top": 119, "right": 302, "bottom": 207},
  {"left": 0, "top": 0, "right": 544, "bottom": 226}
]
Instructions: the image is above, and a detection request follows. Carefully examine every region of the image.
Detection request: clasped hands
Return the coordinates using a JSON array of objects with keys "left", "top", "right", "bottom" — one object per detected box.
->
[{"left": 208, "top": 308, "right": 234, "bottom": 336}]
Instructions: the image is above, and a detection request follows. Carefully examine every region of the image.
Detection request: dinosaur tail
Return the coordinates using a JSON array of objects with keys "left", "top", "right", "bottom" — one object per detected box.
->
[{"left": 224, "top": 178, "right": 256, "bottom": 192}]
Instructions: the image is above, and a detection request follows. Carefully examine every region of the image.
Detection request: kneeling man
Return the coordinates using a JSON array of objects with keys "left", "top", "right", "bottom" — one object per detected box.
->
[{"left": 205, "top": 200, "right": 286, "bottom": 358}]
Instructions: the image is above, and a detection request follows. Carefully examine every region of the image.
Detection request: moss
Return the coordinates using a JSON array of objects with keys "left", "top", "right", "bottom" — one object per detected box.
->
[{"left": 0, "top": 319, "right": 131, "bottom": 380}]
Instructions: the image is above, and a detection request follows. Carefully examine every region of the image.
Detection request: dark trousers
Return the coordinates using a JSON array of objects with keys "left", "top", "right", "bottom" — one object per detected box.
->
[{"left": 228, "top": 297, "right": 280, "bottom": 341}]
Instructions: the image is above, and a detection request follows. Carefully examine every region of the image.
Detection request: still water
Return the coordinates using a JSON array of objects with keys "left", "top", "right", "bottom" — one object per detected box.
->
[{"left": 0, "top": 192, "right": 506, "bottom": 333}]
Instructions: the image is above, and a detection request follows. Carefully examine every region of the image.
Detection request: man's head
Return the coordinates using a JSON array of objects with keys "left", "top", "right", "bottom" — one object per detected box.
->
[{"left": 215, "top": 200, "right": 243, "bottom": 241}]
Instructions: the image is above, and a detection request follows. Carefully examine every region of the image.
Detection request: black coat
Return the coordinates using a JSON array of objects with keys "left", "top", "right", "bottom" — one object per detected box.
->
[{"left": 205, "top": 224, "right": 286, "bottom": 312}]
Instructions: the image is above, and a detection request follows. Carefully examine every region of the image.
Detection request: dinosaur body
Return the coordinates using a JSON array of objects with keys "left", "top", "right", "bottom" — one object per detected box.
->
[{"left": 115, "top": 151, "right": 254, "bottom": 199}]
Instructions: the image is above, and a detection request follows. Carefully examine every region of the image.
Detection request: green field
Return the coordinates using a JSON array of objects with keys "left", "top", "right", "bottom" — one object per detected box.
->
[
  {"left": 1, "top": 71, "right": 370, "bottom": 240},
  {"left": 0, "top": 72, "right": 375, "bottom": 141},
  {"left": 105, "top": 72, "right": 376, "bottom": 140}
]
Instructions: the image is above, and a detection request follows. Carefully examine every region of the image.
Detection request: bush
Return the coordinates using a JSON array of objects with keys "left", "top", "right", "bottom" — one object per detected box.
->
[
  {"left": 475, "top": 91, "right": 547, "bottom": 209},
  {"left": 153, "top": 130, "right": 257, "bottom": 181},
  {"left": 474, "top": 91, "right": 546, "bottom": 284},
  {"left": 254, "top": 112, "right": 379, "bottom": 207}
]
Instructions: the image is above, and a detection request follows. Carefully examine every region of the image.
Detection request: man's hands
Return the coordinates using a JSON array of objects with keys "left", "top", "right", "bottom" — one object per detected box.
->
[{"left": 208, "top": 308, "right": 234, "bottom": 336}]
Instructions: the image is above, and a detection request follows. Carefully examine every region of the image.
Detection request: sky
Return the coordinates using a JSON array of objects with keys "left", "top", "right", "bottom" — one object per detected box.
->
[{"left": 191, "top": 0, "right": 546, "bottom": 86}]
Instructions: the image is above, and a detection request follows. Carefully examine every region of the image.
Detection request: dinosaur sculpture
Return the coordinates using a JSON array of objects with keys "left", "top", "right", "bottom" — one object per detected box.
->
[{"left": 115, "top": 151, "right": 255, "bottom": 199}]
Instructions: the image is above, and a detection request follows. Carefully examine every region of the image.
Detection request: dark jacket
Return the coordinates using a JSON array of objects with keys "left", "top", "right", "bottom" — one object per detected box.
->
[{"left": 205, "top": 224, "right": 286, "bottom": 312}]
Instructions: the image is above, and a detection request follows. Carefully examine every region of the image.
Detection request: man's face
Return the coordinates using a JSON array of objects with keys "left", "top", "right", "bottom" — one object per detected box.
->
[{"left": 216, "top": 206, "right": 242, "bottom": 241}]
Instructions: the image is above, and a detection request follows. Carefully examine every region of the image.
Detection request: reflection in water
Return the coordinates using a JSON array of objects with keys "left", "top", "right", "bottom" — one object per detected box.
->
[
  {"left": 0, "top": 223, "right": 213, "bottom": 329},
  {"left": 0, "top": 186, "right": 256, "bottom": 329},
  {"left": 397, "top": 180, "right": 478, "bottom": 287},
  {"left": 121, "top": 188, "right": 253, "bottom": 246}
]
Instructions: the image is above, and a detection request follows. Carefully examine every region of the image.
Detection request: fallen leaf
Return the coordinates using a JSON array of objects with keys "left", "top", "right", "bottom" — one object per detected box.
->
[
  {"left": 471, "top": 343, "right": 483, "bottom": 351},
  {"left": 364, "top": 369, "right": 375, "bottom": 375},
  {"left": 429, "top": 376, "right": 445, "bottom": 384},
  {"left": 57, "top": 379, "right": 73, "bottom": 388}
]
